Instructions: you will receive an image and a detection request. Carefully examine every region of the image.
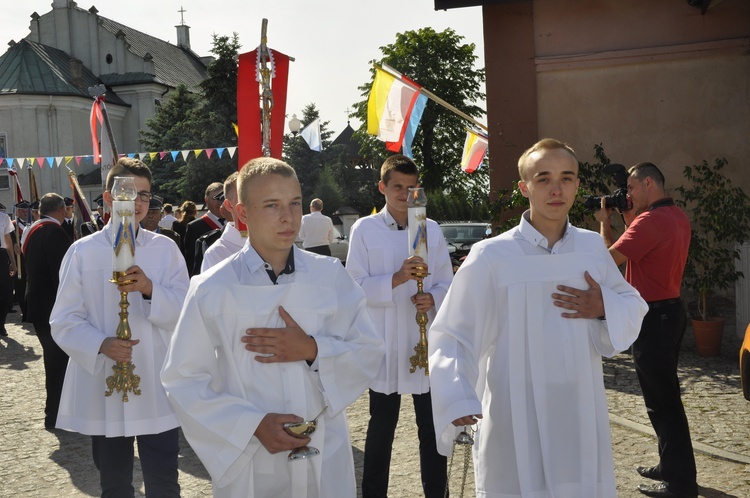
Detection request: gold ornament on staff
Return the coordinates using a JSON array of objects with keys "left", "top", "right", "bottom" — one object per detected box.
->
[
  {"left": 105, "top": 177, "right": 141, "bottom": 402},
  {"left": 407, "top": 187, "right": 430, "bottom": 375}
]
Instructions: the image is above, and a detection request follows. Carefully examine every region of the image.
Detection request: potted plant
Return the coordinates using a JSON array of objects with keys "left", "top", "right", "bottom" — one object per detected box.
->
[{"left": 675, "top": 158, "right": 750, "bottom": 356}]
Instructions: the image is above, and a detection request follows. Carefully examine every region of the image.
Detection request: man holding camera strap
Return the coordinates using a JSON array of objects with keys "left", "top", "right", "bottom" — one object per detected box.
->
[{"left": 595, "top": 162, "right": 697, "bottom": 498}]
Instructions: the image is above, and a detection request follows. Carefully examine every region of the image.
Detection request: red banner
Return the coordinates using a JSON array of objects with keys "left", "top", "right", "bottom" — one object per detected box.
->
[{"left": 237, "top": 48, "right": 291, "bottom": 165}]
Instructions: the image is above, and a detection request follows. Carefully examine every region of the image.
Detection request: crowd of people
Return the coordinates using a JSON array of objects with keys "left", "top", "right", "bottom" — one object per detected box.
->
[{"left": 0, "top": 138, "right": 700, "bottom": 498}]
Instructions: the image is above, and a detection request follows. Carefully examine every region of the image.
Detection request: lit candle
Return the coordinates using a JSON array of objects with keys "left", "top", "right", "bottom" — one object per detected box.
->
[
  {"left": 110, "top": 177, "right": 137, "bottom": 273},
  {"left": 407, "top": 187, "right": 428, "bottom": 260}
]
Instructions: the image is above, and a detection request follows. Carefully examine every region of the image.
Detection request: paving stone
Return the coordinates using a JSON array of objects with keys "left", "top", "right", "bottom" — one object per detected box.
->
[{"left": 1, "top": 313, "right": 747, "bottom": 497}]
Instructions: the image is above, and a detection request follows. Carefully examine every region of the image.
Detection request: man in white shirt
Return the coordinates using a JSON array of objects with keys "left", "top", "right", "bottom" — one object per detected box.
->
[
  {"left": 428, "top": 138, "right": 648, "bottom": 498},
  {"left": 162, "top": 157, "right": 383, "bottom": 497},
  {"left": 158, "top": 203, "right": 178, "bottom": 230},
  {"left": 298, "top": 198, "right": 334, "bottom": 256},
  {"left": 201, "top": 172, "right": 245, "bottom": 272}
]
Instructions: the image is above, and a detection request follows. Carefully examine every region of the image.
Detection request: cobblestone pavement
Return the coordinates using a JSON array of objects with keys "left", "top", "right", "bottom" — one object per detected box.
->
[{"left": 1, "top": 311, "right": 748, "bottom": 497}]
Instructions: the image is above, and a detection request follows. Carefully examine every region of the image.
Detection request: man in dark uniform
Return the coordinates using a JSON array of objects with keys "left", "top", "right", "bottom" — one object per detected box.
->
[
  {"left": 12, "top": 200, "right": 31, "bottom": 320},
  {"left": 23, "top": 193, "right": 72, "bottom": 428},
  {"left": 183, "top": 182, "right": 224, "bottom": 276},
  {"left": 141, "top": 196, "right": 181, "bottom": 247},
  {"left": 61, "top": 197, "right": 75, "bottom": 241},
  {"left": 80, "top": 194, "right": 105, "bottom": 237}
]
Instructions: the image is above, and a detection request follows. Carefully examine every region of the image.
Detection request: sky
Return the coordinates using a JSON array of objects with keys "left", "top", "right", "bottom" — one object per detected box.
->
[{"left": 5, "top": 0, "right": 486, "bottom": 138}]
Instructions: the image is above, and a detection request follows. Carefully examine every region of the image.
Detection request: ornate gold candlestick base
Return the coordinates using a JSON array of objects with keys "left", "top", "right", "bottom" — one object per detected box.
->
[
  {"left": 409, "top": 266, "right": 430, "bottom": 375},
  {"left": 105, "top": 271, "right": 141, "bottom": 402}
]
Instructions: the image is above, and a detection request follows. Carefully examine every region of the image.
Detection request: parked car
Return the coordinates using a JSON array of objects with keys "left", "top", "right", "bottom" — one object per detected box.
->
[
  {"left": 439, "top": 222, "right": 492, "bottom": 271},
  {"left": 295, "top": 226, "right": 349, "bottom": 263},
  {"left": 741, "top": 324, "right": 750, "bottom": 400}
]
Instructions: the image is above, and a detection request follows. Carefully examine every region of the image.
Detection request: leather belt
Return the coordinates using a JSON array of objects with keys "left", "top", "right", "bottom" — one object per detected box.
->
[{"left": 647, "top": 297, "right": 681, "bottom": 310}]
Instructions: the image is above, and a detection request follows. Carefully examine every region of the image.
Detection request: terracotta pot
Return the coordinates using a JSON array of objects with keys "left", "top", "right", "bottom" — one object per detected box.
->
[{"left": 691, "top": 318, "right": 725, "bottom": 357}]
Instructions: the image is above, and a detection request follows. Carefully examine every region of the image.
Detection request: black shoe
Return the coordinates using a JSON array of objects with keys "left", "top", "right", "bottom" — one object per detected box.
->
[
  {"left": 0, "top": 328, "right": 7, "bottom": 337},
  {"left": 637, "top": 482, "right": 697, "bottom": 498},
  {"left": 637, "top": 465, "right": 662, "bottom": 481}
]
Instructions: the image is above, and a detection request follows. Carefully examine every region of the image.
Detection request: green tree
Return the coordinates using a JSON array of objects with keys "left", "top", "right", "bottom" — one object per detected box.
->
[
  {"left": 351, "top": 27, "right": 486, "bottom": 197},
  {"left": 139, "top": 84, "right": 200, "bottom": 202}
]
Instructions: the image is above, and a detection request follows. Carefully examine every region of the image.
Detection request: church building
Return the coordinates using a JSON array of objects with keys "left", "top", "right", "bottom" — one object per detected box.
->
[{"left": 0, "top": 0, "right": 209, "bottom": 207}]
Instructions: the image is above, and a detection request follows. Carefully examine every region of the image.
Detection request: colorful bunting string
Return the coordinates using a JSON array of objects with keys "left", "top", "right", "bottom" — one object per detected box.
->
[{"left": 0, "top": 146, "right": 239, "bottom": 170}]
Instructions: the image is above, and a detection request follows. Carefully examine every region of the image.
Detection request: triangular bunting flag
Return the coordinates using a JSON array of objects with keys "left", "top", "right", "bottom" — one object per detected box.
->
[
  {"left": 46, "top": 157, "right": 54, "bottom": 168},
  {"left": 159, "top": 152, "right": 168, "bottom": 160},
  {"left": 139, "top": 153, "right": 148, "bottom": 161},
  {"left": 216, "top": 148, "right": 225, "bottom": 158},
  {"left": 227, "top": 147, "right": 237, "bottom": 158},
  {"left": 36, "top": 157, "right": 45, "bottom": 167},
  {"left": 55, "top": 156, "right": 63, "bottom": 167},
  {"left": 127, "top": 153, "right": 136, "bottom": 158},
  {"left": 65, "top": 157, "right": 73, "bottom": 165},
  {"left": 150, "top": 152, "right": 158, "bottom": 161},
  {"left": 205, "top": 148, "right": 214, "bottom": 159},
  {"left": 181, "top": 150, "right": 190, "bottom": 161},
  {"left": 170, "top": 151, "right": 179, "bottom": 162},
  {"left": 193, "top": 149, "right": 203, "bottom": 158}
]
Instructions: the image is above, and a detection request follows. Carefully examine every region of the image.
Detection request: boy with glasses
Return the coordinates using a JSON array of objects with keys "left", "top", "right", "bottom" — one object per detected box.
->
[{"left": 51, "top": 157, "right": 190, "bottom": 497}]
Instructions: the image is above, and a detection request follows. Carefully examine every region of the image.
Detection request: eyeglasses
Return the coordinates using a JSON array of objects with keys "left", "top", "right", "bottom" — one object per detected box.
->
[{"left": 136, "top": 191, "right": 153, "bottom": 202}]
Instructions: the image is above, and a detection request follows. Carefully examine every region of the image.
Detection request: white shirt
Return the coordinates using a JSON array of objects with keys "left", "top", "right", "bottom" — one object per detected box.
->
[
  {"left": 158, "top": 213, "right": 178, "bottom": 230},
  {"left": 161, "top": 244, "right": 384, "bottom": 497},
  {"left": 428, "top": 215, "right": 648, "bottom": 497},
  {"left": 345, "top": 208, "right": 453, "bottom": 395},
  {"left": 51, "top": 225, "right": 190, "bottom": 437},
  {"left": 0, "top": 212, "right": 12, "bottom": 248},
  {"left": 201, "top": 222, "right": 246, "bottom": 273},
  {"left": 298, "top": 211, "right": 334, "bottom": 248}
]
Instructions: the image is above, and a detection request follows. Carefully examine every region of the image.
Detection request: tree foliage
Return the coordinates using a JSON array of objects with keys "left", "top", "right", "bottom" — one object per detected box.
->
[{"left": 351, "top": 27, "right": 487, "bottom": 200}]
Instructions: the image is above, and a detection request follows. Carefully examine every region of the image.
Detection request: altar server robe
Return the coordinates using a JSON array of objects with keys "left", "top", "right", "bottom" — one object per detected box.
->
[
  {"left": 161, "top": 245, "right": 384, "bottom": 498},
  {"left": 51, "top": 226, "right": 189, "bottom": 436},
  {"left": 429, "top": 223, "right": 647, "bottom": 498},
  {"left": 345, "top": 209, "right": 453, "bottom": 394},
  {"left": 201, "top": 222, "right": 245, "bottom": 272}
]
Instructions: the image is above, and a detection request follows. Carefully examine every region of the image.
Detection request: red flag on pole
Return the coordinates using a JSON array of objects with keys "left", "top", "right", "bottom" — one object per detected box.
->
[{"left": 237, "top": 48, "right": 291, "bottom": 165}]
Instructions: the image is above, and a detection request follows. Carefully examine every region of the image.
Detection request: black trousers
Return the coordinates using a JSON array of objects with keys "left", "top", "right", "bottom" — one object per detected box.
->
[
  {"left": 632, "top": 301, "right": 697, "bottom": 495},
  {"left": 305, "top": 245, "right": 331, "bottom": 256},
  {"left": 0, "top": 249, "right": 11, "bottom": 331},
  {"left": 33, "top": 322, "right": 69, "bottom": 428},
  {"left": 91, "top": 428, "right": 180, "bottom": 498},
  {"left": 362, "top": 390, "right": 447, "bottom": 498}
]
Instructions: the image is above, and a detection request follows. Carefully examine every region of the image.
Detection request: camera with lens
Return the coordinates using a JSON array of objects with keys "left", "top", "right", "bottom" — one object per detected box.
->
[{"left": 583, "top": 163, "right": 633, "bottom": 212}]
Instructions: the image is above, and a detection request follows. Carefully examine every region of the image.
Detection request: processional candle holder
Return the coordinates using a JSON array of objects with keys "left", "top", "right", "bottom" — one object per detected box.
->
[
  {"left": 407, "top": 187, "right": 430, "bottom": 375},
  {"left": 105, "top": 176, "right": 141, "bottom": 402}
]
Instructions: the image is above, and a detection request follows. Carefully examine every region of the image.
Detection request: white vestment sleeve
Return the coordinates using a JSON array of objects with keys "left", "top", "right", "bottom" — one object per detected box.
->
[
  {"left": 314, "top": 265, "right": 384, "bottom": 414},
  {"left": 52, "top": 244, "right": 108, "bottom": 375},
  {"left": 589, "top": 239, "right": 648, "bottom": 357},
  {"left": 429, "top": 245, "right": 494, "bottom": 456},
  {"left": 346, "top": 221, "right": 395, "bottom": 307}
]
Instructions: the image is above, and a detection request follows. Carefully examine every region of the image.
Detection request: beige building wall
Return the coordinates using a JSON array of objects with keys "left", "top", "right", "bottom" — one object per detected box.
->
[{"left": 483, "top": 0, "right": 750, "bottom": 198}]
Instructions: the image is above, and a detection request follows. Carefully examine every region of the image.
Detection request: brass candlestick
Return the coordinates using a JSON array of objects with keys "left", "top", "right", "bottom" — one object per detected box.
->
[
  {"left": 407, "top": 187, "right": 430, "bottom": 375},
  {"left": 409, "top": 265, "right": 430, "bottom": 375},
  {"left": 105, "top": 272, "right": 141, "bottom": 402}
]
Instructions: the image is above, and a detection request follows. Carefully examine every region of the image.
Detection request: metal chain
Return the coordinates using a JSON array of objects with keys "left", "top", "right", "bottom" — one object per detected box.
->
[{"left": 444, "top": 426, "right": 475, "bottom": 498}]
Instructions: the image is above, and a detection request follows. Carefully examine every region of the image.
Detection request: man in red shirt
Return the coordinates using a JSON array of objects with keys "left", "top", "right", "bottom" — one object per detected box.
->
[{"left": 596, "top": 162, "right": 697, "bottom": 498}]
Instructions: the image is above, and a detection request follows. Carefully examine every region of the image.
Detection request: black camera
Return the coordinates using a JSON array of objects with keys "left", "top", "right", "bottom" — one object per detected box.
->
[{"left": 583, "top": 163, "right": 633, "bottom": 212}]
